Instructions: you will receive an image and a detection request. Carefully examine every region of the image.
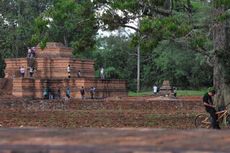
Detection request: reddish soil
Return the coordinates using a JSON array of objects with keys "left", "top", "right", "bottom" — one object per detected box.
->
[
  {"left": 1, "top": 96, "right": 228, "bottom": 153},
  {"left": 0, "top": 128, "right": 230, "bottom": 153},
  {"left": 0, "top": 78, "right": 12, "bottom": 96},
  {"left": 0, "top": 95, "right": 204, "bottom": 129}
]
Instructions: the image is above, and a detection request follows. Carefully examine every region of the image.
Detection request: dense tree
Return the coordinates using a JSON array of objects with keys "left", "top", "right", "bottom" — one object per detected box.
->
[
  {"left": 211, "top": 1, "right": 230, "bottom": 105},
  {"left": 0, "top": 0, "right": 53, "bottom": 76},
  {"left": 147, "top": 40, "right": 212, "bottom": 88},
  {"left": 33, "top": 0, "right": 97, "bottom": 53},
  {"left": 0, "top": 0, "right": 53, "bottom": 58},
  {"left": 94, "top": 35, "right": 212, "bottom": 91},
  {"left": 0, "top": 0, "right": 227, "bottom": 99},
  {"left": 94, "top": 0, "right": 207, "bottom": 91},
  {"left": 93, "top": 35, "right": 137, "bottom": 90},
  {"left": 0, "top": 0, "right": 97, "bottom": 76}
]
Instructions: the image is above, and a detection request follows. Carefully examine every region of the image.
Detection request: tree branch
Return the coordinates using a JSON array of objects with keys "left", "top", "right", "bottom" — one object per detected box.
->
[{"left": 122, "top": 24, "right": 140, "bottom": 32}]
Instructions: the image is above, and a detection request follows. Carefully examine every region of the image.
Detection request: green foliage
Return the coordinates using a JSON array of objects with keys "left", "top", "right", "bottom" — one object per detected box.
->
[
  {"left": 94, "top": 34, "right": 212, "bottom": 91},
  {"left": 93, "top": 0, "right": 214, "bottom": 90},
  {"left": 0, "top": 0, "right": 217, "bottom": 91},
  {"left": 177, "top": 89, "right": 207, "bottom": 96},
  {"left": 214, "top": 0, "right": 230, "bottom": 9},
  {"left": 33, "top": 0, "right": 97, "bottom": 53},
  {"left": 143, "top": 40, "right": 213, "bottom": 88},
  {"left": 0, "top": 0, "right": 50, "bottom": 58},
  {"left": 140, "top": 13, "right": 192, "bottom": 52},
  {"left": 93, "top": 36, "right": 136, "bottom": 90},
  {"left": 129, "top": 89, "right": 207, "bottom": 96},
  {"left": 216, "top": 10, "right": 230, "bottom": 22},
  {"left": 190, "top": 31, "right": 209, "bottom": 49}
]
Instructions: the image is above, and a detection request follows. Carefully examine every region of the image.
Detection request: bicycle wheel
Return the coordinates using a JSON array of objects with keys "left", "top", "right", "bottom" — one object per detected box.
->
[
  {"left": 194, "top": 114, "right": 211, "bottom": 128},
  {"left": 226, "top": 114, "right": 230, "bottom": 128}
]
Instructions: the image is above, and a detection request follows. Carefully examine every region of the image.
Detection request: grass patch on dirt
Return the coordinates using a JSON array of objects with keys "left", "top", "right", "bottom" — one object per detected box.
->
[
  {"left": 0, "top": 110, "right": 197, "bottom": 128},
  {"left": 177, "top": 89, "right": 206, "bottom": 96},
  {"left": 129, "top": 89, "right": 206, "bottom": 96},
  {"left": 129, "top": 91, "right": 153, "bottom": 96}
]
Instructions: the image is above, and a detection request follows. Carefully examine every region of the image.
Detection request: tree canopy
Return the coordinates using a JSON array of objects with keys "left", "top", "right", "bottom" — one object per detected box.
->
[
  {"left": 1, "top": 0, "right": 230, "bottom": 99},
  {"left": 32, "top": 0, "right": 97, "bottom": 54}
]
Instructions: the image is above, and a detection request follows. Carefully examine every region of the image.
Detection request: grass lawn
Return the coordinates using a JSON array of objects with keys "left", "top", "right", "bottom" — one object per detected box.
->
[
  {"left": 129, "top": 89, "right": 207, "bottom": 97},
  {"left": 177, "top": 89, "right": 206, "bottom": 96}
]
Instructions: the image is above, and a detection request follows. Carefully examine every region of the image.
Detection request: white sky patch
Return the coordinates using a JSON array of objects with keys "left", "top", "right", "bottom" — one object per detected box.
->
[
  {"left": 95, "top": 5, "right": 138, "bottom": 38},
  {"left": 97, "top": 27, "right": 136, "bottom": 38},
  {"left": 43, "top": 16, "right": 53, "bottom": 22}
]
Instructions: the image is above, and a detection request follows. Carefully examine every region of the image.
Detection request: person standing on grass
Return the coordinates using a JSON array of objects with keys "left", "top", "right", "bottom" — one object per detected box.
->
[
  {"left": 153, "top": 84, "right": 158, "bottom": 95},
  {"left": 203, "top": 89, "right": 220, "bottom": 129},
  {"left": 173, "top": 87, "right": 177, "bottom": 97}
]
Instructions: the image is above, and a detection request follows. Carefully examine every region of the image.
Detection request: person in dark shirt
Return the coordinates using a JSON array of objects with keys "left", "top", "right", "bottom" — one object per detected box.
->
[
  {"left": 80, "top": 86, "right": 85, "bottom": 100},
  {"left": 90, "top": 87, "right": 94, "bottom": 99},
  {"left": 203, "top": 89, "right": 220, "bottom": 129},
  {"left": 66, "top": 87, "right": 70, "bottom": 99}
]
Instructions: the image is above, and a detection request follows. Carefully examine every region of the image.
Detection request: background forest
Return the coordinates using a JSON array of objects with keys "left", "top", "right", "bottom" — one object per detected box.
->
[{"left": 0, "top": 0, "right": 223, "bottom": 92}]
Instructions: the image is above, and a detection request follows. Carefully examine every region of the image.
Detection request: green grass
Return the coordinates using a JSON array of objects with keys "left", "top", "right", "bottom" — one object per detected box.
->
[
  {"left": 129, "top": 89, "right": 207, "bottom": 97},
  {"left": 177, "top": 89, "right": 206, "bottom": 96},
  {"left": 128, "top": 91, "right": 153, "bottom": 96}
]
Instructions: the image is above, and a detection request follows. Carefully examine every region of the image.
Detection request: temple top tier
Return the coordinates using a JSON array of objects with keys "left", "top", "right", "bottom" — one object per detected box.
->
[{"left": 36, "top": 42, "right": 73, "bottom": 58}]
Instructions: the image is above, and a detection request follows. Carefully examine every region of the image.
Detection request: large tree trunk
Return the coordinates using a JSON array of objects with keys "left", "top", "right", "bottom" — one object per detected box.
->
[
  {"left": 213, "top": 8, "right": 230, "bottom": 106},
  {"left": 213, "top": 57, "right": 230, "bottom": 106}
]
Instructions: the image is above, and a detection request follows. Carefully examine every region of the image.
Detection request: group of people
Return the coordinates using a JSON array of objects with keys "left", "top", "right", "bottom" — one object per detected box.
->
[
  {"left": 27, "top": 47, "right": 36, "bottom": 58},
  {"left": 19, "top": 66, "right": 34, "bottom": 78},
  {"left": 79, "top": 86, "right": 96, "bottom": 99},
  {"left": 18, "top": 46, "right": 36, "bottom": 78},
  {"left": 67, "top": 65, "right": 105, "bottom": 79},
  {"left": 43, "top": 88, "right": 61, "bottom": 100},
  {"left": 67, "top": 65, "right": 82, "bottom": 78},
  {"left": 43, "top": 86, "right": 96, "bottom": 100}
]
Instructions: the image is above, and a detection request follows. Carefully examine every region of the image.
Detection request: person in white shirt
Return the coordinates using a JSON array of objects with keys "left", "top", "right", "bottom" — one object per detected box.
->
[
  {"left": 29, "top": 67, "right": 34, "bottom": 77},
  {"left": 153, "top": 84, "right": 158, "bottom": 95},
  {"left": 67, "top": 65, "right": 71, "bottom": 78},
  {"left": 100, "top": 66, "right": 104, "bottom": 79},
  {"left": 31, "top": 47, "right": 36, "bottom": 58},
  {"left": 27, "top": 47, "right": 31, "bottom": 58},
  {"left": 20, "top": 66, "right": 25, "bottom": 78}
]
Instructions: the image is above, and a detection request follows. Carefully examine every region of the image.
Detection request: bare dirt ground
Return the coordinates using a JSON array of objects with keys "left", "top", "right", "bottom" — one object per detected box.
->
[
  {"left": 0, "top": 95, "right": 229, "bottom": 153},
  {"left": 0, "top": 95, "right": 204, "bottom": 128}
]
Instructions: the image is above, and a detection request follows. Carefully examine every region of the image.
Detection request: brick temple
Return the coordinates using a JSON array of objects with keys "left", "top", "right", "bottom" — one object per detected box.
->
[{"left": 4, "top": 42, "right": 128, "bottom": 98}]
